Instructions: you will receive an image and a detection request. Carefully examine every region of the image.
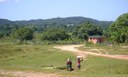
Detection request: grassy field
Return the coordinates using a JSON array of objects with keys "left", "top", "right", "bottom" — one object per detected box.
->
[
  {"left": 0, "top": 44, "right": 75, "bottom": 72},
  {"left": 60, "top": 56, "right": 128, "bottom": 77},
  {"left": 0, "top": 43, "right": 128, "bottom": 77}
]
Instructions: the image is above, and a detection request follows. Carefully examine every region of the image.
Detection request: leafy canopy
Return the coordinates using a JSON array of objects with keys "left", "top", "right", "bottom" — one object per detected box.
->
[
  {"left": 108, "top": 13, "right": 128, "bottom": 43},
  {"left": 72, "top": 22, "right": 103, "bottom": 40},
  {"left": 42, "top": 28, "right": 70, "bottom": 41},
  {"left": 13, "top": 27, "right": 33, "bottom": 41}
]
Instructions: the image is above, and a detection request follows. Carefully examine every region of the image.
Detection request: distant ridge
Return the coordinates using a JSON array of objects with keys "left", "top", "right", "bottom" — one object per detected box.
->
[{"left": 0, "top": 17, "right": 113, "bottom": 29}]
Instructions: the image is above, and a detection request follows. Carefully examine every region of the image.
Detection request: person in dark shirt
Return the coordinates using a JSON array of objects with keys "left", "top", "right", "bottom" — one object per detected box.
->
[{"left": 66, "top": 58, "right": 72, "bottom": 71}]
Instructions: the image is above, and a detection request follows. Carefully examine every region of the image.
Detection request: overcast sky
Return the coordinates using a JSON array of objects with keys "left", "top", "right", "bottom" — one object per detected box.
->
[{"left": 0, "top": 0, "right": 128, "bottom": 21}]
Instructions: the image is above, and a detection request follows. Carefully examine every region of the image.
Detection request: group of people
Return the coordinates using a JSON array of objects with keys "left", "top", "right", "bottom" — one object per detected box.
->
[{"left": 66, "top": 56, "right": 83, "bottom": 71}]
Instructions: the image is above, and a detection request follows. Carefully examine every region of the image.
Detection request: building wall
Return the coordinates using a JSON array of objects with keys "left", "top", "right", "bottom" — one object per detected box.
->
[{"left": 88, "top": 38, "right": 104, "bottom": 44}]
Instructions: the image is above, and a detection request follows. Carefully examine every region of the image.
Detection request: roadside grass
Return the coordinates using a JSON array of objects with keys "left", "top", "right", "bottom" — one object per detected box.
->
[{"left": 0, "top": 44, "right": 128, "bottom": 77}]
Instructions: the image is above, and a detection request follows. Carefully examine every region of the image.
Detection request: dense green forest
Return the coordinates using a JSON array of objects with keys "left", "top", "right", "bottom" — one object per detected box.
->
[{"left": 0, "top": 14, "right": 127, "bottom": 44}]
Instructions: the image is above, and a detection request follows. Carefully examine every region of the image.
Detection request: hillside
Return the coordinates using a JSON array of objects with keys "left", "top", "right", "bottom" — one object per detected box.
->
[
  {"left": 0, "top": 17, "right": 113, "bottom": 29},
  {"left": 0, "top": 19, "right": 14, "bottom": 26}
]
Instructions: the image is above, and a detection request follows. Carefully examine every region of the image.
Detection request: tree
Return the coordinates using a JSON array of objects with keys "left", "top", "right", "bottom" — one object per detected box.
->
[
  {"left": 108, "top": 13, "right": 128, "bottom": 43},
  {"left": 72, "top": 22, "right": 103, "bottom": 40},
  {"left": 42, "top": 28, "right": 70, "bottom": 41},
  {"left": 13, "top": 27, "right": 33, "bottom": 41},
  {"left": 0, "top": 32, "right": 4, "bottom": 38}
]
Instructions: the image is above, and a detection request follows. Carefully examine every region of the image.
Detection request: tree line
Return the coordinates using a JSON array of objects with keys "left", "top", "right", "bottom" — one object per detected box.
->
[{"left": 0, "top": 13, "right": 128, "bottom": 44}]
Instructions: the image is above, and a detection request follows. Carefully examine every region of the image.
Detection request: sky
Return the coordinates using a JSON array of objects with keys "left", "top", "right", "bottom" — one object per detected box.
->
[{"left": 0, "top": 0, "right": 128, "bottom": 21}]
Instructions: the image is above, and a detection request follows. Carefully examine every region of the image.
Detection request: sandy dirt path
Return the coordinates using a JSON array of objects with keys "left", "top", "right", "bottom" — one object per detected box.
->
[
  {"left": 54, "top": 45, "right": 128, "bottom": 60},
  {"left": 0, "top": 70, "right": 58, "bottom": 77}
]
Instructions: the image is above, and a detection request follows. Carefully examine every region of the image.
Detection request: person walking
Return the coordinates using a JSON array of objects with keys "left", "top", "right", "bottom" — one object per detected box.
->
[
  {"left": 66, "top": 58, "right": 72, "bottom": 71},
  {"left": 77, "top": 56, "right": 83, "bottom": 70}
]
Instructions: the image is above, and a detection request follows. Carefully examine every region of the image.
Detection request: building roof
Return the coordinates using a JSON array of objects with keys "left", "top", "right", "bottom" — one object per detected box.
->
[{"left": 88, "top": 35, "right": 104, "bottom": 38}]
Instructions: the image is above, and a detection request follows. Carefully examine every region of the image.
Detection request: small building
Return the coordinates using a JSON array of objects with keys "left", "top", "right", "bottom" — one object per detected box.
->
[{"left": 88, "top": 36, "right": 104, "bottom": 44}]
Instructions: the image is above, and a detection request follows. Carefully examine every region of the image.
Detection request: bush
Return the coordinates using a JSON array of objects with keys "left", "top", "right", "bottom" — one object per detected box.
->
[
  {"left": 42, "top": 28, "right": 70, "bottom": 41},
  {"left": 13, "top": 27, "right": 33, "bottom": 42}
]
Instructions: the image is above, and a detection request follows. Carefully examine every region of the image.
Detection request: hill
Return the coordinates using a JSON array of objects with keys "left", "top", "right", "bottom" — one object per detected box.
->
[
  {"left": 0, "top": 19, "right": 14, "bottom": 26},
  {"left": 0, "top": 17, "right": 113, "bottom": 37},
  {"left": 0, "top": 17, "right": 113, "bottom": 28}
]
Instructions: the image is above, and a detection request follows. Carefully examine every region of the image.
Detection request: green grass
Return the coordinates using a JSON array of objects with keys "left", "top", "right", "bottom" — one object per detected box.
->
[
  {"left": 0, "top": 44, "right": 75, "bottom": 72},
  {"left": 60, "top": 56, "right": 128, "bottom": 77},
  {"left": 0, "top": 43, "right": 128, "bottom": 77}
]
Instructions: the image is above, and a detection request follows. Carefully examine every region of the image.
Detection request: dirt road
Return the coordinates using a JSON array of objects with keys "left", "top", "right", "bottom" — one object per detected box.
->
[
  {"left": 0, "top": 70, "right": 58, "bottom": 77},
  {"left": 54, "top": 45, "right": 128, "bottom": 60}
]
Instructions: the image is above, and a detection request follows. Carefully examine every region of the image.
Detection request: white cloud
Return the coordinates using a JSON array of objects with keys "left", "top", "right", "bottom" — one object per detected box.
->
[{"left": 0, "top": 0, "right": 20, "bottom": 3}]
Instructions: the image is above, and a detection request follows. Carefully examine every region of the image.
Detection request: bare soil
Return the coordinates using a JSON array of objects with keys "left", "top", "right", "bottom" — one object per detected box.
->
[
  {"left": 0, "top": 70, "right": 58, "bottom": 77},
  {"left": 54, "top": 45, "right": 128, "bottom": 60}
]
